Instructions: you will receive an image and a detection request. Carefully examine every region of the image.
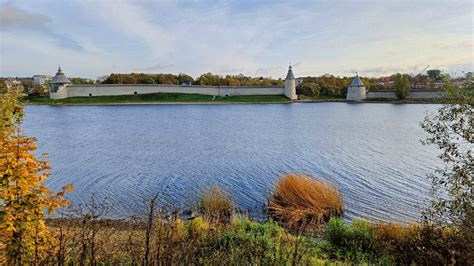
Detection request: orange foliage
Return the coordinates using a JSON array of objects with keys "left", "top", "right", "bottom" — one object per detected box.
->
[
  {"left": 0, "top": 90, "right": 72, "bottom": 264},
  {"left": 268, "top": 174, "right": 343, "bottom": 231}
]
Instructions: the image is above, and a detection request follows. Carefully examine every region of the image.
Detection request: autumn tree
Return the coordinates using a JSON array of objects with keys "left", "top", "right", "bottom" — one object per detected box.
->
[
  {"left": 301, "top": 83, "right": 320, "bottom": 98},
  {"left": 0, "top": 88, "right": 72, "bottom": 264}
]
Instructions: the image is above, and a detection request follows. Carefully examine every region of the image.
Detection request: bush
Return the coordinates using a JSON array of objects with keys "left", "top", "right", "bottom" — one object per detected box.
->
[
  {"left": 323, "top": 218, "right": 470, "bottom": 264},
  {"left": 198, "top": 186, "right": 234, "bottom": 223},
  {"left": 301, "top": 83, "right": 320, "bottom": 97},
  {"left": 320, "top": 85, "right": 342, "bottom": 98},
  {"left": 268, "top": 174, "right": 344, "bottom": 231},
  {"left": 394, "top": 224, "right": 468, "bottom": 265},
  {"left": 205, "top": 218, "right": 322, "bottom": 264},
  {"left": 394, "top": 73, "right": 409, "bottom": 99},
  {"left": 323, "top": 218, "right": 374, "bottom": 262}
]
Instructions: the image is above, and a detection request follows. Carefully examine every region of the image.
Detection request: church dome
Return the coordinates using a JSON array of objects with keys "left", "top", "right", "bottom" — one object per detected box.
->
[{"left": 50, "top": 66, "right": 71, "bottom": 84}]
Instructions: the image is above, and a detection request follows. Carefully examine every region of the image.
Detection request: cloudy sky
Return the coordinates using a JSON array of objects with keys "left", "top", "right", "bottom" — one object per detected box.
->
[{"left": 0, "top": 0, "right": 472, "bottom": 79}]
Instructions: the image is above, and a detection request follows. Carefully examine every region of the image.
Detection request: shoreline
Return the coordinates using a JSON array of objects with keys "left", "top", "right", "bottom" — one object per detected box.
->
[
  {"left": 25, "top": 99, "right": 447, "bottom": 106},
  {"left": 24, "top": 93, "right": 448, "bottom": 106}
]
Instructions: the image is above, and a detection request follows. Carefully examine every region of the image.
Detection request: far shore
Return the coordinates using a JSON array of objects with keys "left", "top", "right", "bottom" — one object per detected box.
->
[{"left": 25, "top": 93, "right": 447, "bottom": 106}]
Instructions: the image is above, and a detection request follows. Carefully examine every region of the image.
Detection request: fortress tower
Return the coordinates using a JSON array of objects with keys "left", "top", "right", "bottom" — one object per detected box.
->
[
  {"left": 49, "top": 66, "right": 71, "bottom": 99},
  {"left": 346, "top": 74, "right": 366, "bottom": 101},
  {"left": 284, "top": 65, "right": 297, "bottom": 100}
]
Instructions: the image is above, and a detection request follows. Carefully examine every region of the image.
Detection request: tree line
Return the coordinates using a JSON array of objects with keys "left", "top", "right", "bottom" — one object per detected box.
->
[{"left": 101, "top": 73, "right": 284, "bottom": 87}]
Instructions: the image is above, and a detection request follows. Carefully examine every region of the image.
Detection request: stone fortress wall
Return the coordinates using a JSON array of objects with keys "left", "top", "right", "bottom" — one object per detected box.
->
[
  {"left": 366, "top": 90, "right": 447, "bottom": 100},
  {"left": 49, "top": 66, "right": 446, "bottom": 101},
  {"left": 52, "top": 84, "right": 446, "bottom": 100},
  {"left": 51, "top": 84, "right": 285, "bottom": 99}
]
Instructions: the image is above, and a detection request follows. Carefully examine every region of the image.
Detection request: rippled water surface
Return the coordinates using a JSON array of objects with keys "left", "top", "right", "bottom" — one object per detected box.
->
[{"left": 24, "top": 103, "right": 442, "bottom": 222}]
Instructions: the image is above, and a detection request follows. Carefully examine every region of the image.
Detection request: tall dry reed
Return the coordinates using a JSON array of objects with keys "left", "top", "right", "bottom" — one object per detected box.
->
[
  {"left": 268, "top": 174, "right": 343, "bottom": 231},
  {"left": 198, "top": 186, "right": 234, "bottom": 223}
]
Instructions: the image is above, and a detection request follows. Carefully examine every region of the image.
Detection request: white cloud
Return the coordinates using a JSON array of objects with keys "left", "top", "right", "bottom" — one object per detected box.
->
[
  {"left": 0, "top": 2, "right": 51, "bottom": 31},
  {"left": 0, "top": 0, "right": 472, "bottom": 78}
]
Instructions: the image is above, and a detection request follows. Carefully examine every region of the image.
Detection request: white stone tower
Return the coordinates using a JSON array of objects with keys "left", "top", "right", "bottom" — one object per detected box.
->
[
  {"left": 346, "top": 74, "right": 366, "bottom": 101},
  {"left": 49, "top": 66, "right": 71, "bottom": 99},
  {"left": 284, "top": 65, "right": 297, "bottom": 100}
]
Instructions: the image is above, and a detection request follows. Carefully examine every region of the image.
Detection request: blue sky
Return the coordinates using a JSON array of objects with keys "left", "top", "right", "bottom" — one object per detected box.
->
[{"left": 0, "top": 0, "right": 472, "bottom": 79}]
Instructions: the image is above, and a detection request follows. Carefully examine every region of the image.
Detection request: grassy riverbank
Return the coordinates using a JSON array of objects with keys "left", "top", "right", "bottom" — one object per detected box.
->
[
  {"left": 30, "top": 176, "right": 471, "bottom": 265},
  {"left": 25, "top": 93, "right": 290, "bottom": 105},
  {"left": 25, "top": 93, "right": 448, "bottom": 105}
]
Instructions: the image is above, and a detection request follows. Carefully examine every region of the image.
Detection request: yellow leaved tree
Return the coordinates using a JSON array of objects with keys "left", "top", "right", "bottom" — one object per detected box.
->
[{"left": 0, "top": 88, "right": 73, "bottom": 264}]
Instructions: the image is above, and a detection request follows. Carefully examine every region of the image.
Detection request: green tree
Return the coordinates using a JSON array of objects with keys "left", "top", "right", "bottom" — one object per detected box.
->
[
  {"left": 301, "top": 83, "right": 320, "bottom": 97},
  {"left": 394, "top": 73, "right": 410, "bottom": 99},
  {"left": 427, "top": 69, "right": 442, "bottom": 81},
  {"left": 177, "top": 73, "right": 194, "bottom": 85},
  {"left": 420, "top": 73, "right": 473, "bottom": 227}
]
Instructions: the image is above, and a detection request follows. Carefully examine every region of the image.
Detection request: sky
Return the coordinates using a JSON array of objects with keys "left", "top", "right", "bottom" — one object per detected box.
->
[{"left": 0, "top": 0, "right": 472, "bottom": 79}]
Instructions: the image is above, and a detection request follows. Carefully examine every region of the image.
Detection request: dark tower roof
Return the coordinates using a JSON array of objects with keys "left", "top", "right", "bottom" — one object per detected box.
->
[
  {"left": 50, "top": 66, "right": 71, "bottom": 84},
  {"left": 349, "top": 75, "right": 364, "bottom": 87},
  {"left": 285, "top": 65, "right": 295, "bottom": 80}
]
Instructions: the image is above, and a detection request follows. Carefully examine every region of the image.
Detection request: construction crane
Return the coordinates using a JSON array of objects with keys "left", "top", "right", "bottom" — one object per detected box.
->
[
  {"left": 420, "top": 65, "right": 429, "bottom": 75},
  {"left": 413, "top": 65, "right": 430, "bottom": 89}
]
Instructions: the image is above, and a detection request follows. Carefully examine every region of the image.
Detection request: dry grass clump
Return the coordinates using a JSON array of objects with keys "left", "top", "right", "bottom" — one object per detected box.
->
[
  {"left": 198, "top": 186, "right": 234, "bottom": 223},
  {"left": 268, "top": 174, "right": 343, "bottom": 231}
]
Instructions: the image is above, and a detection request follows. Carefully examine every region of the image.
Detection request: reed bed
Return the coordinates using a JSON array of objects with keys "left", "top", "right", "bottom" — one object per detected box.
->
[
  {"left": 198, "top": 186, "right": 234, "bottom": 223},
  {"left": 268, "top": 174, "right": 344, "bottom": 231}
]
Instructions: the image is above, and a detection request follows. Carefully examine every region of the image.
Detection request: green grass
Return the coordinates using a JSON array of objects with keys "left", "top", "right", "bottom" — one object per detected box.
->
[
  {"left": 25, "top": 93, "right": 290, "bottom": 105},
  {"left": 298, "top": 95, "right": 346, "bottom": 102}
]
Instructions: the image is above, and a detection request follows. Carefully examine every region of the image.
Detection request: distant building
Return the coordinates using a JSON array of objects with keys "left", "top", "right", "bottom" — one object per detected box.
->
[
  {"left": 295, "top": 77, "right": 304, "bottom": 94},
  {"left": 33, "top": 75, "right": 52, "bottom": 86},
  {"left": 433, "top": 81, "right": 444, "bottom": 89},
  {"left": 181, "top": 80, "right": 192, "bottom": 86},
  {"left": 379, "top": 76, "right": 394, "bottom": 87},
  {"left": 295, "top": 77, "right": 304, "bottom": 87},
  {"left": 5, "top": 79, "right": 23, "bottom": 90},
  {"left": 347, "top": 74, "right": 366, "bottom": 101}
]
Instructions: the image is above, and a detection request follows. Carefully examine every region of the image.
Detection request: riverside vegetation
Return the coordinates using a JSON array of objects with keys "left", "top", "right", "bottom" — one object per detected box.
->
[{"left": 1, "top": 80, "right": 472, "bottom": 264}]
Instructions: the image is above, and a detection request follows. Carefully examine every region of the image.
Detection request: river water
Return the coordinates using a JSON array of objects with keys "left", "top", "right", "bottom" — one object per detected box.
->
[{"left": 24, "top": 103, "right": 442, "bottom": 222}]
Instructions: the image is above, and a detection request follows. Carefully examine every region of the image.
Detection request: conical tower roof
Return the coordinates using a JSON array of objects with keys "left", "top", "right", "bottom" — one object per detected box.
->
[
  {"left": 50, "top": 65, "right": 71, "bottom": 84},
  {"left": 350, "top": 74, "right": 364, "bottom": 87},
  {"left": 285, "top": 65, "right": 295, "bottom": 80}
]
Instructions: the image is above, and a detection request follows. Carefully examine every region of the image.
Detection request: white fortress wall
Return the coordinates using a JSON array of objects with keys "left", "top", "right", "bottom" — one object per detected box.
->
[
  {"left": 50, "top": 87, "right": 69, "bottom": 99},
  {"left": 64, "top": 84, "right": 284, "bottom": 98},
  {"left": 366, "top": 91, "right": 397, "bottom": 99},
  {"left": 407, "top": 91, "right": 447, "bottom": 99},
  {"left": 217, "top": 87, "right": 284, "bottom": 96},
  {"left": 366, "top": 90, "right": 446, "bottom": 100}
]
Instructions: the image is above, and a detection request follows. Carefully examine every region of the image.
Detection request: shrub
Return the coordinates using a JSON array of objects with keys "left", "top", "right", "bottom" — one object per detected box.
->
[
  {"left": 268, "top": 174, "right": 343, "bottom": 231},
  {"left": 205, "top": 218, "right": 322, "bottom": 264},
  {"left": 301, "top": 83, "right": 320, "bottom": 97},
  {"left": 320, "top": 85, "right": 342, "bottom": 98},
  {"left": 323, "top": 218, "right": 374, "bottom": 262},
  {"left": 198, "top": 186, "right": 234, "bottom": 223},
  {"left": 394, "top": 73, "right": 409, "bottom": 99},
  {"left": 395, "top": 224, "right": 468, "bottom": 265},
  {"left": 188, "top": 216, "right": 211, "bottom": 236},
  {"left": 323, "top": 218, "right": 470, "bottom": 264}
]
